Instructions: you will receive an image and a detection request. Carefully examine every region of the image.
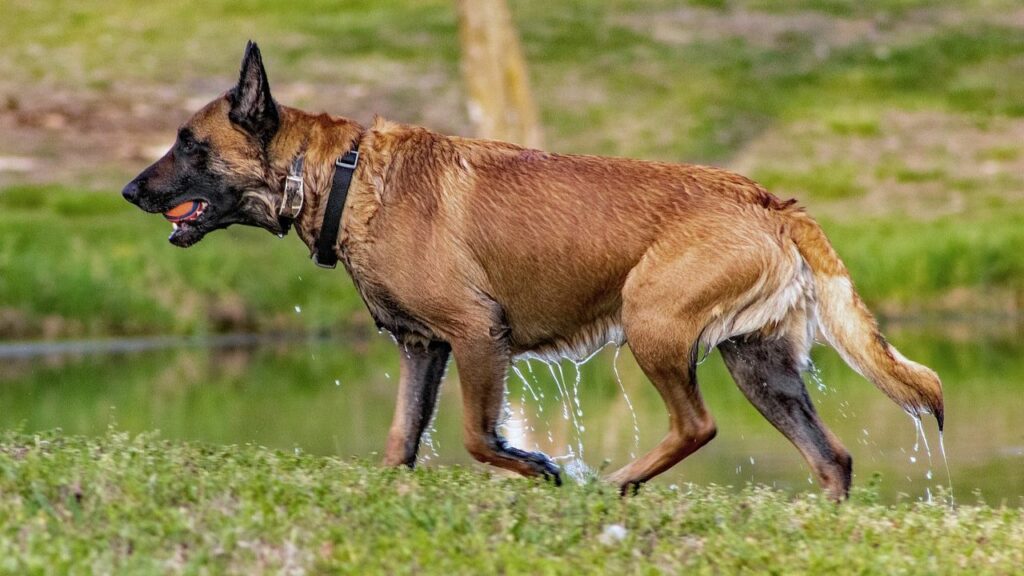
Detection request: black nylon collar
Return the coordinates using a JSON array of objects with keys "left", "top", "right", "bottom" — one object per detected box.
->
[{"left": 312, "top": 147, "right": 359, "bottom": 268}]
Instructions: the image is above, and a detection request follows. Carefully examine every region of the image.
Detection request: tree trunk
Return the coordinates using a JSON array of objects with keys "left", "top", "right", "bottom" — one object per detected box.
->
[{"left": 455, "top": 0, "right": 543, "bottom": 148}]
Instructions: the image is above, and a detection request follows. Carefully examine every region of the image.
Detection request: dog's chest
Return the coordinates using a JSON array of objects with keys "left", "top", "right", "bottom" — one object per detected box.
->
[{"left": 340, "top": 249, "right": 438, "bottom": 343}]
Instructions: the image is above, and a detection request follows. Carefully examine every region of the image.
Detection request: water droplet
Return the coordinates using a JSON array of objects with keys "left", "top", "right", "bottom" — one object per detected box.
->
[
  {"left": 334, "top": 379, "right": 340, "bottom": 387},
  {"left": 294, "top": 305, "right": 302, "bottom": 313},
  {"left": 808, "top": 361, "right": 827, "bottom": 393}
]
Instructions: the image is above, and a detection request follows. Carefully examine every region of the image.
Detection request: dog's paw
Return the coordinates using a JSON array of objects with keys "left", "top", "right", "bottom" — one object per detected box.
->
[
  {"left": 618, "top": 480, "right": 644, "bottom": 497},
  {"left": 524, "top": 452, "right": 563, "bottom": 487},
  {"left": 497, "top": 440, "right": 562, "bottom": 486}
]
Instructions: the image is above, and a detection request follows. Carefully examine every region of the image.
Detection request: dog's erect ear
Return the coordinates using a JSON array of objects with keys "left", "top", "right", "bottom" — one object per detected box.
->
[{"left": 229, "top": 40, "right": 280, "bottom": 146}]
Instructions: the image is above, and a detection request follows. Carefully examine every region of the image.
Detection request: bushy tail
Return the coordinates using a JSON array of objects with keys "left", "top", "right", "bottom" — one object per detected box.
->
[{"left": 788, "top": 211, "right": 944, "bottom": 430}]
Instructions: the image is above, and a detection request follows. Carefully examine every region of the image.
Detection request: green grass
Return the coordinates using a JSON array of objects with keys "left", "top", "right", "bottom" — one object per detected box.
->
[
  {"left": 755, "top": 163, "right": 866, "bottom": 200},
  {"left": 0, "top": 430, "right": 1020, "bottom": 574},
  {"left": 4, "top": 183, "right": 1024, "bottom": 339},
  {"left": 0, "top": 185, "right": 367, "bottom": 339},
  {"left": 824, "top": 213, "right": 1024, "bottom": 306}
]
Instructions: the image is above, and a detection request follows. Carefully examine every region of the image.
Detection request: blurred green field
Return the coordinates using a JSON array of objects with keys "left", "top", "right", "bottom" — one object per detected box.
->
[
  {"left": 2, "top": 0, "right": 1023, "bottom": 338},
  {"left": 2, "top": 186, "right": 1023, "bottom": 338}
]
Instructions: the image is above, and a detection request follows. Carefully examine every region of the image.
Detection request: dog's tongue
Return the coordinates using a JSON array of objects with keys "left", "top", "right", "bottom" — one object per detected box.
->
[{"left": 164, "top": 200, "right": 202, "bottom": 223}]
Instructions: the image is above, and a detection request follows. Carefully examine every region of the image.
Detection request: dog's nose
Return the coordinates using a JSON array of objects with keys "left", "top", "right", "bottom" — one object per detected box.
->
[{"left": 121, "top": 180, "right": 140, "bottom": 203}]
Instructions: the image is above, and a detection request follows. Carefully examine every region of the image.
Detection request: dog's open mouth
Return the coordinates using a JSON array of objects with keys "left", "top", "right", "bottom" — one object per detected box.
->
[
  {"left": 164, "top": 200, "right": 207, "bottom": 225},
  {"left": 163, "top": 200, "right": 211, "bottom": 247}
]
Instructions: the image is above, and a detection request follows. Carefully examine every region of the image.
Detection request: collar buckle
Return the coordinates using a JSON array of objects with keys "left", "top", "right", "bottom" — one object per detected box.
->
[
  {"left": 311, "top": 252, "right": 337, "bottom": 269},
  {"left": 279, "top": 155, "right": 305, "bottom": 220},
  {"left": 336, "top": 150, "right": 359, "bottom": 170}
]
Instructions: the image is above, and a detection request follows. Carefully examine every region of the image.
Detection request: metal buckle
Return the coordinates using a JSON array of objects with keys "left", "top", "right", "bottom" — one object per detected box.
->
[
  {"left": 311, "top": 252, "right": 337, "bottom": 269},
  {"left": 279, "top": 174, "right": 304, "bottom": 218},
  {"left": 336, "top": 150, "right": 359, "bottom": 170}
]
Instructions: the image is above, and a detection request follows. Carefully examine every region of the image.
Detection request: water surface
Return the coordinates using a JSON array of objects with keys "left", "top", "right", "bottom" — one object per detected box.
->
[{"left": 2, "top": 324, "right": 1021, "bottom": 504}]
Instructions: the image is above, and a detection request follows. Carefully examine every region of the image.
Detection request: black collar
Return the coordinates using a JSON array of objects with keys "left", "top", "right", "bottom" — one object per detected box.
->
[{"left": 312, "top": 147, "right": 359, "bottom": 268}]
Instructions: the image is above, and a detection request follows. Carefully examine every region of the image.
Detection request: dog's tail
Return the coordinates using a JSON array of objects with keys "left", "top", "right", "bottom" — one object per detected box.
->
[{"left": 788, "top": 210, "right": 944, "bottom": 430}]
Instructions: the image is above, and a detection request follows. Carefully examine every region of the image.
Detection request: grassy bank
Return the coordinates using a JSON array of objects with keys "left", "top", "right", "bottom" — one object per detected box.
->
[
  {"left": 0, "top": 431, "right": 1020, "bottom": 574},
  {"left": 2, "top": 185, "right": 1023, "bottom": 339},
  {"left": 0, "top": 186, "right": 367, "bottom": 339}
]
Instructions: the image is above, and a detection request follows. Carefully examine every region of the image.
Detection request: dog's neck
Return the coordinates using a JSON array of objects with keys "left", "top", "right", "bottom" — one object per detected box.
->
[{"left": 269, "top": 106, "right": 365, "bottom": 253}]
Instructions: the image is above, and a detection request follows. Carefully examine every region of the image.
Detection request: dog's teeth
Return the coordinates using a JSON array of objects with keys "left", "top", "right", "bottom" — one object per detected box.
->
[{"left": 172, "top": 223, "right": 179, "bottom": 231}]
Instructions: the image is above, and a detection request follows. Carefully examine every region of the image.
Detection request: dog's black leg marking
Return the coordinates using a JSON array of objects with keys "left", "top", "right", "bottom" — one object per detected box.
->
[
  {"left": 719, "top": 336, "right": 853, "bottom": 500},
  {"left": 491, "top": 436, "right": 563, "bottom": 486},
  {"left": 386, "top": 340, "right": 451, "bottom": 467}
]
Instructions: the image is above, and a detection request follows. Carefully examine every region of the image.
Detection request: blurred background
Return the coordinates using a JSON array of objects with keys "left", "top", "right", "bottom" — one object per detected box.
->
[{"left": 1, "top": 0, "right": 1021, "bottom": 503}]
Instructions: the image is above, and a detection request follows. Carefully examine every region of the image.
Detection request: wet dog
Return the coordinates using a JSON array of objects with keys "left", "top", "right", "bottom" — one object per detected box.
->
[{"left": 123, "top": 42, "right": 943, "bottom": 499}]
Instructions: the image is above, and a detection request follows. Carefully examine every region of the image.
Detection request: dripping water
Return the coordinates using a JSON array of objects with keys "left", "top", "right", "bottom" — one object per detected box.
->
[
  {"left": 552, "top": 360, "right": 590, "bottom": 480},
  {"left": 420, "top": 423, "right": 440, "bottom": 463},
  {"left": 547, "top": 363, "right": 571, "bottom": 421},
  {"left": 512, "top": 365, "right": 540, "bottom": 402},
  {"left": 939, "top": 431, "right": 955, "bottom": 505},
  {"left": 613, "top": 346, "right": 641, "bottom": 459},
  {"left": 807, "top": 360, "right": 827, "bottom": 393}
]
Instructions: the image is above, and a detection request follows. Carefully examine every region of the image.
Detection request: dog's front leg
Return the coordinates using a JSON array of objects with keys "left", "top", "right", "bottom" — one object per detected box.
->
[
  {"left": 452, "top": 335, "right": 562, "bottom": 485},
  {"left": 383, "top": 340, "right": 452, "bottom": 467}
]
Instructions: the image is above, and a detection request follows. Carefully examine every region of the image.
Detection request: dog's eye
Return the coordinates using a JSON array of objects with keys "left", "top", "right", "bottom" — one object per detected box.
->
[{"left": 179, "top": 138, "right": 196, "bottom": 154}]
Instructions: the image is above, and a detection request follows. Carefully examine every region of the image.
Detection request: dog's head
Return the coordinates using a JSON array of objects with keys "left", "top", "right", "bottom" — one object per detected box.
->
[{"left": 122, "top": 41, "right": 286, "bottom": 247}]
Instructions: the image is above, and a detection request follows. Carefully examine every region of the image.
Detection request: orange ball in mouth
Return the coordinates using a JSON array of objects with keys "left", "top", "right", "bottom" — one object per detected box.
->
[{"left": 163, "top": 200, "right": 205, "bottom": 223}]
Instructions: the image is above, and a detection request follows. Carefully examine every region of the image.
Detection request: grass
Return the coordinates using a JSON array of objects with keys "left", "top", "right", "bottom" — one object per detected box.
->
[
  {"left": 3, "top": 184, "right": 1023, "bottom": 339},
  {"left": 1, "top": 430, "right": 1021, "bottom": 574},
  {"left": 755, "top": 163, "right": 866, "bottom": 199},
  {"left": 0, "top": 185, "right": 368, "bottom": 339}
]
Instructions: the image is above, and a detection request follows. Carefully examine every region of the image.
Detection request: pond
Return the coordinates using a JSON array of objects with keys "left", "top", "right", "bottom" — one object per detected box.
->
[{"left": 2, "top": 323, "right": 1021, "bottom": 505}]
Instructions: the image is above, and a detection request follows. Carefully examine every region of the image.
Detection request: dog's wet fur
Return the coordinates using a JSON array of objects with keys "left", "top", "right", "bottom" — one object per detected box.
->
[{"left": 124, "top": 42, "right": 942, "bottom": 499}]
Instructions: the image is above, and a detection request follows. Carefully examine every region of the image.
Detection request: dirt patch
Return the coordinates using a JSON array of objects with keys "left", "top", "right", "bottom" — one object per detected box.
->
[
  {"left": 621, "top": 4, "right": 1024, "bottom": 55},
  {"left": 621, "top": 7, "right": 880, "bottom": 54},
  {"left": 0, "top": 61, "right": 468, "bottom": 191}
]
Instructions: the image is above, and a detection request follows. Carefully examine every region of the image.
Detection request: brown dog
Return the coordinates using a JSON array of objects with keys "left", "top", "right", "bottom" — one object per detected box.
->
[{"left": 123, "top": 42, "right": 943, "bottom": 499}]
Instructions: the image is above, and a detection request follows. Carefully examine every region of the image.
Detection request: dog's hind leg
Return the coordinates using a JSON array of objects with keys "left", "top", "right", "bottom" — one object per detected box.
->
[
  {"left": 719, "top": 331, "right": 852, "bottom": 501},
  {"left": 383, "top": 340, "right": 452, "bottom": 467},
  {"left": 606, "top": 248, "right": 728, "bottom": 493}
]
